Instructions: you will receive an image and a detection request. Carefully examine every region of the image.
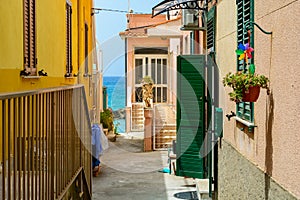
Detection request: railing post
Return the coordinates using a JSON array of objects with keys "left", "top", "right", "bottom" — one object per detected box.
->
[
  {"left": 2, "top": 100, "right": 6, "bottom": 200},
  {"left": 50, "top": 92, "right": 56, "bottom": 200},
  {"left": 125, "top": 107, "right": 131, "bottom": 133},
  {"left": 0, "top": 85, "right": 93, "bottom": 199}
]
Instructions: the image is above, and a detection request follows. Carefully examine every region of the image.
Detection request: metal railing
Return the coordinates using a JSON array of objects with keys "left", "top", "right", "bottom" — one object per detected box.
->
[{"left": 0, "top": 85, "right": 92, "bottom": 199}]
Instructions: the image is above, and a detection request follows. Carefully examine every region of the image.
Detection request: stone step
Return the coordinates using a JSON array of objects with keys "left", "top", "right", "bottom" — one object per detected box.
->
[{"left": 196, "top": 179, "right": 212, "bottom": 200}]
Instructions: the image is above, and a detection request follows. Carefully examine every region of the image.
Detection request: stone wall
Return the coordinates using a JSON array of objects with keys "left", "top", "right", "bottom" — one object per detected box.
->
[{"left": 218, "top": 141, "right": 297, "bottom": 200}]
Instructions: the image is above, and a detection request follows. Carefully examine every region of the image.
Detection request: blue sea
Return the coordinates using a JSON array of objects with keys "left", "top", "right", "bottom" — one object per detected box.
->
[{"left": 103, "top": 76, "right": 126, "bottom": 133}]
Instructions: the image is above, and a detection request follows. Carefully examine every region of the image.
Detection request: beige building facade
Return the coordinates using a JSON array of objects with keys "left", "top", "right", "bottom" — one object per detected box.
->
[{"left": 215, "top": 0, "right": 300, "bottom": 199}]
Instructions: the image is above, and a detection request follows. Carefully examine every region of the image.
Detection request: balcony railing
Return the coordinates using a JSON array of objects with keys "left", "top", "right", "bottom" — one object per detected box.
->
[{"left": 0, "top": 85, "right": 92, "bottom": 199}]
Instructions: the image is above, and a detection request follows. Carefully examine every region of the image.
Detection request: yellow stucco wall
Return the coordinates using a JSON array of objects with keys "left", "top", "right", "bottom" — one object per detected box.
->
[
  {"left": 37, "top": 0, "right": 65, "bottom": 77},
  {"left": 0, "top": 0, "right": 96, "bottom": 96},
  {"left": 217, "top": 0, "right": 300, "bottom": 198},
  {"left": 0, "top": 0, "right": 100, "bottom": 161},
  {"left": 0, "top": 1, "right": 23, "bottom": 70}
]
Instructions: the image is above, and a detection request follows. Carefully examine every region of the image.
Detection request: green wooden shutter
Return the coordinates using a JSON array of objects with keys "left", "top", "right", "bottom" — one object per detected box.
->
[
  {"left": 176, "top": 55, "right": 205, "bottom": 179},
  {"left": 236, "top": 0, "right": 254, "bottom": 122},
  {"left": 207, "top": 6, "right": 216, "bottom": 52}
]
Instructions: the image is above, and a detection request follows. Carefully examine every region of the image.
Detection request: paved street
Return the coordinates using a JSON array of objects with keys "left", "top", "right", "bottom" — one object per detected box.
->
[{"left": 92, "top": 135, "right": 197, "bottom": 200}]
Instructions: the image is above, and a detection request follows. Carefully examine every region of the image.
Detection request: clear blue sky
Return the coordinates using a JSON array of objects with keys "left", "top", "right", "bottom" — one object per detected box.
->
[{"left": 94, "top": 0, "right": 162, "bottom": 77}]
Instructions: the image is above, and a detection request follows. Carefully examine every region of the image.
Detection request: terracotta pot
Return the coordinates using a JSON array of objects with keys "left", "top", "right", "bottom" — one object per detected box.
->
[{"left": 242, "top": 86, "right": 261, "bottom": 102}]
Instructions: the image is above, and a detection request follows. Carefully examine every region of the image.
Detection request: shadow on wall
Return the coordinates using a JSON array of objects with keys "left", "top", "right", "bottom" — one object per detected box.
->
[{"left": 265, "top": 91, "right": 274, "bottom": 200}]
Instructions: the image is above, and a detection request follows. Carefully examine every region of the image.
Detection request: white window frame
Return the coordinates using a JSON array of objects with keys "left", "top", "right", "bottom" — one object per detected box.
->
[{"left": 134, "top": 54, "right": 169, "bottom": 104}]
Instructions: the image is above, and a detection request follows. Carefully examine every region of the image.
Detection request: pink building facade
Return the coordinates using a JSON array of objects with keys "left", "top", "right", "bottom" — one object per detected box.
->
[{"left": 120, "top": 14, "right": 190, "bottom": 132}]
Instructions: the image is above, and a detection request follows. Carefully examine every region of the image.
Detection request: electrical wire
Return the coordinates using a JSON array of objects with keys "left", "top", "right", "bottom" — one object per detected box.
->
[{"left": 92, "top": 8, "right": 146, "bottom": 14}]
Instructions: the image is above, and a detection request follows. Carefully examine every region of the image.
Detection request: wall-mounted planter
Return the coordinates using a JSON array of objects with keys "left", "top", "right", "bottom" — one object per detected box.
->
[
  {"left": 223, "top": 72, "right": 269, "bottom": 103},
  {"left": 242, "top": 86, "right": 261, "bottom": 102}
]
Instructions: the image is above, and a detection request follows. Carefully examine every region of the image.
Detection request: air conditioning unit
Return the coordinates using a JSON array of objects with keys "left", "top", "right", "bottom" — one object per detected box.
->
[
  {"left": 182, "top": 1, "right": 199, "bottom": 30},
  {"left": 182, "top": 8, "right": 199, "bottom": 28},
  {"left": 181, "top": 2, "right": 206, "bottom": 31}
]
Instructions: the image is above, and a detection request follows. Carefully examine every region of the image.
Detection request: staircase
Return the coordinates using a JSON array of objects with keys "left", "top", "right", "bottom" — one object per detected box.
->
[
  {"left": 131, "top": 103, "right": 144, "bottom": 131},
  {"left": 153, "top": 105, "right": 176, "bottom": 150}
]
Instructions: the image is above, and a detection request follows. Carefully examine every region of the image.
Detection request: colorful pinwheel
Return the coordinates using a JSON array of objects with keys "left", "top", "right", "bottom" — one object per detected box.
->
[{"left": 235, "top": 43, "right": 254, "bottom": 63}]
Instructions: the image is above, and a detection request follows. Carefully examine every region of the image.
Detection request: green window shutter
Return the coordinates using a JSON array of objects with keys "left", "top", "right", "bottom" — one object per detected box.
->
[
  {"left": 207, "top": 6, "right": 216, "bottom": 52},
  {"left": 176, "top": 55, "right": 206, "bottom": 179},
  {"left": 236, "top": 0, "right": 254, "bottom": 122}
]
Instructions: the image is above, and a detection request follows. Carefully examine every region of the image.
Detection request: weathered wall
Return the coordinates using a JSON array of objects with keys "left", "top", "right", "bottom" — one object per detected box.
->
[
  {"left": 216, "top": 0, "right": 300, "bottom": 198},
  {"left": 218, "top": 141, "right": 297, "bottom": 200}
]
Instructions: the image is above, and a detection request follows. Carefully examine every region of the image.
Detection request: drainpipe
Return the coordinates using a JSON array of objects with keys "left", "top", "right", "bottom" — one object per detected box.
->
[{"left": 194, "top": 30, "right": 200, "bottom": 54}]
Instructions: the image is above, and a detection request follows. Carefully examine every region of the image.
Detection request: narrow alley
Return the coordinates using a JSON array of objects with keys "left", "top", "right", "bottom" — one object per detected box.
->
[
  {"left": 92, "top": 135, "right": 198, "bottom": 200},
  {"left": 1, "top": 0, "right": 299, "bottom": 199}
]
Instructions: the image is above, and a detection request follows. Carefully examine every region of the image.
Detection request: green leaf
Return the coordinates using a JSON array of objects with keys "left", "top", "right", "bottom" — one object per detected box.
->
[{"left": 249, "top": 64, "right": 256, "bottom": 75}]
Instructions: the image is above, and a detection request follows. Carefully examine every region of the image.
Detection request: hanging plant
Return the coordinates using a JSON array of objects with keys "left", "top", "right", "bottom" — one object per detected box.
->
[
  {"left": 223, "top": 30, "right": 270, "bottom": 102},
  {"left": 223, "top": 71, "right": 270, "bottom": 103}
]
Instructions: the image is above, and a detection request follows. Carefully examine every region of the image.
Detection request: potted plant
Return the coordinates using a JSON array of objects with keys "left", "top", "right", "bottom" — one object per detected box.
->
[
  {"left": 100, "top": 108, "right": 114, "bottom": 131},
  {"left": 223, "top": 71, "right": 270, "bottom": 103},
  {"left": 141, "top": 76, "right": 154, "bottom": 108},
  {"left": 223, "top": 40, "right": 270, "bottom": 103}
]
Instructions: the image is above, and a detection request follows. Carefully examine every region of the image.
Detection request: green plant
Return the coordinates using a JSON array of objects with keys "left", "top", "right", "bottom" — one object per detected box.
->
[
  {"left": 100, "top": 108, "right": 114, "bottom": 131},
  {"left": 223, "top": 71, "right": 270, "bottom": 102}
]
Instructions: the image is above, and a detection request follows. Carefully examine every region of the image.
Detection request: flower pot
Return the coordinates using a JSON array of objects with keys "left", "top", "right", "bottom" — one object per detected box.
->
[{"left": 242, "top": 86, "right": 261, "bottom": 102}]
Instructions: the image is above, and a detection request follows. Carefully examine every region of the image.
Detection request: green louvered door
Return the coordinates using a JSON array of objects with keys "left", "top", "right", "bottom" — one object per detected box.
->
[{"left": 176, "top": 55, "right": 205, "bottom": 179}]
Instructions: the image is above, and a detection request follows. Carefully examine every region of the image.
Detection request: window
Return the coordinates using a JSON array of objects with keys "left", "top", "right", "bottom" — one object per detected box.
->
[
  {"left": 236, "top": 0, "right": 254, "bottom": 122},
  {"left": 134, "top": 54, "right": 168, "bottom": 103},
  {"left": 23, "top": 0, "right": 36, "bottom": 75},
  {"left": 65, "top": 1, "right": 72, "bottom": 77}
]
